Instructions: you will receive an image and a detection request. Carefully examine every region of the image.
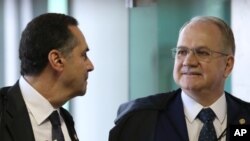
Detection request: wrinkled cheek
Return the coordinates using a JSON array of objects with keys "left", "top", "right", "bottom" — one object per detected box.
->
[
  {"left": 179, "top": 77, "right": 189, "bottom": 86},
  {"left": 173, "top": 65, "right": 181, "bottom": 83},
  {"left": 177, "top": 77, "right": 195, "bottom": 90},
  {"left": 173, "top": 72, "right": 181, "bottom": 86}
]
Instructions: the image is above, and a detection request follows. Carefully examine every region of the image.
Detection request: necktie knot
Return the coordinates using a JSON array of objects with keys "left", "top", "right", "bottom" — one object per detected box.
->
[
  {"left": 198, "top": 108, "right": 217, "bottom": 141},
  {"left": 49, "top": 111, "right": 61, "bottom": 126},
  {"left": 198, "top": 108, "right": 216, "bottom": 123}
]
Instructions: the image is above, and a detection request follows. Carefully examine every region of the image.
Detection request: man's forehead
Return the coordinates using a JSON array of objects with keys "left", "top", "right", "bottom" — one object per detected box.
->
[{"left": 182, "top": 20, "right": 220, "bottom": 33}]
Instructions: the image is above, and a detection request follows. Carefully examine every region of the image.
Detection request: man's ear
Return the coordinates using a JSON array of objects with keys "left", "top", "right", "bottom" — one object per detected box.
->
[
  {"left": 48, "top": 49, "right": 64, "bottom": 72},
  {"left": 224, "top": 55, "right": 234, "bottom": 78}
]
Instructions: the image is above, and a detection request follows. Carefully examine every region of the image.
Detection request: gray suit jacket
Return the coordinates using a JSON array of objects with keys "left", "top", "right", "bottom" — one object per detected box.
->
[{"left": 0, "top": 81, "right": 79, "bottom": 141}]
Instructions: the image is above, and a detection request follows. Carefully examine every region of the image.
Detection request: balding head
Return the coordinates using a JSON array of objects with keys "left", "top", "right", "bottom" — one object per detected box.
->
[{"left": 179, "top": 16, "right": 235, "bottom": 56}]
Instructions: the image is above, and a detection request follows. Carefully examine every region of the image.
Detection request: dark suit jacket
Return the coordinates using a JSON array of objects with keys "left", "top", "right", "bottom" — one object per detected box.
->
[
  {"left": 109, "top": 89, "right": 250, "bottom": 141},
  {"left": 0, "top": 81, "right": 79, "bottom": 141}
]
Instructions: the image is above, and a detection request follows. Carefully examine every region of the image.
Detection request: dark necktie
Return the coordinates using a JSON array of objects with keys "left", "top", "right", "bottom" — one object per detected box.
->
[
  {"left": 49, "top": 111, "right": 65, "bottom": 141},
  {"left": 197, "top": 108, "right": 217, "bottom": 141}
]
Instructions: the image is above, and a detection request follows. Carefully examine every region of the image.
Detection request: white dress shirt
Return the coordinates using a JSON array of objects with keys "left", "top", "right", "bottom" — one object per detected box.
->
[
  {"left": 181, "top": 91, "right": 227, "bottom": 141},
  {"left": 19, "top": 76, "right": 71, "bottom": 141}
]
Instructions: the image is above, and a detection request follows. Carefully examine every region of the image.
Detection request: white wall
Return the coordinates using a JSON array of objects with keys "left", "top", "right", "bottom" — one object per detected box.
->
[
  {"left": 3, "top": 0, "right": 19, "bottom": 86},
  {"left": 231, "top": 0, "right": 250, "bottom": 102},
  {"left": 71, "top": 1, "right": 129, "bottom": 140},
  {"left": 2, "top": 0, "right": 32, "bottom": 86}
]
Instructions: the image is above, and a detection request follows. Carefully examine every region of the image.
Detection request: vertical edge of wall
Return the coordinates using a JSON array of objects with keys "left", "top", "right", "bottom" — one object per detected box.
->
[
  {"left": 231, "top": 0, "right": 250, "bottom": 101},
  {"left": 0, "top": 0, "right": 4, "bottom": 86},
  {"left": 129, "top": 4, "right": 159, "bottom": 100}
]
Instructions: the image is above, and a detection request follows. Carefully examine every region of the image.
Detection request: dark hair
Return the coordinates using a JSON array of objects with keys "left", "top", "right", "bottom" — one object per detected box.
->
[
  {"left": 179, "top": 16, "right": 235, "bottom": 56},
  {"left": 19, "top": 13, "right": 78, "bottom": 75}
]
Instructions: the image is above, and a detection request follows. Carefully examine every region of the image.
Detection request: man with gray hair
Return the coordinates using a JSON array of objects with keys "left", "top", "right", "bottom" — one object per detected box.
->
[{"left": 109, "top": 16, "right": 250, "bottom": 141}]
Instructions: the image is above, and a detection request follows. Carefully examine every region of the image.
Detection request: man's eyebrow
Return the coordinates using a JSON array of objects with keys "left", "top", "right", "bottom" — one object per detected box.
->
[
  {"left": 177, "top": 45, "right": 187, "bottom": 48},
  {"left": 177, "top": 45, "right": 208, "bottom": 49}
]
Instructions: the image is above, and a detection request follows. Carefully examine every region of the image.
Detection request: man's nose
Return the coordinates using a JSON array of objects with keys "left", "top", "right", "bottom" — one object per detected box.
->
[
  {"left": 183, "top": 50, "right": 199, "bottom": 66},
  {"left": 87, "top": 59, "right": 94, "bottom": 72}
]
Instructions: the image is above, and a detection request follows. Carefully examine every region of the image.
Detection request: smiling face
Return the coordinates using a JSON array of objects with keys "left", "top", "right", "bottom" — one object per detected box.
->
[
  {"left": 61, "top": 26, "right": 94, "bottom": 97},
  {"left": 173, "top": 21, "right": 233, "bottom": 94}
]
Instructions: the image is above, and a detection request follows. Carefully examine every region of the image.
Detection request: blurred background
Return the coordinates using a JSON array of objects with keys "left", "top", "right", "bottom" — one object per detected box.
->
[{"left": 0, "top": 0, "right": 249, "bottom": 140}]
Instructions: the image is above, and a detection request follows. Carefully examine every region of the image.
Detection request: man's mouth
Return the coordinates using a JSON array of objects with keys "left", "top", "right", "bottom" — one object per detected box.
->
[{"left": 182, "top": 72, "right": 201, "bottom": 75}]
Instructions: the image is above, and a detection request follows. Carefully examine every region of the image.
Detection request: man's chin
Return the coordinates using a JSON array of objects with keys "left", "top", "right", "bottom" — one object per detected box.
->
[
  {"left": 74, "top": 90, "right": 87, "bottom": 97},
  {"left": 81, "top": 89, "right": 86, "bottom": 96},
  {"left": 79, "top": 91, "right": 86, "bottom": 96}
]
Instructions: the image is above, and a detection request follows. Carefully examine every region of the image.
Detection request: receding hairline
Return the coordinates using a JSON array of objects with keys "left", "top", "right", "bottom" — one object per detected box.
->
[{"left": 179, "top": 16, "right": 235, "bottom": 56}]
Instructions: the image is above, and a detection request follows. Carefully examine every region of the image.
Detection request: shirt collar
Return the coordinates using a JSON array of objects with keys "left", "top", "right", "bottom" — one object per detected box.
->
[
  {"left": 181, "top": 90, "right": 227, "bottom": 124},
  {"left": 19, "top": 76, "right": 56, "bottom": 125}
]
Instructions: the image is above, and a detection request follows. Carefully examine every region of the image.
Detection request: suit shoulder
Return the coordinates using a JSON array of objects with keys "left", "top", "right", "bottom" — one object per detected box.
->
[
  {"left": 0, "top": 86, "right": 11, "bottom": 96},
  {"left": 226, "top": 92, "right": 250, "bottom": 107},
  {"left": 120, "top": 89, "right": 178, "bottom": 111},
  {"left": 115, "top": 89, "right": 181, "bottom": 123}
]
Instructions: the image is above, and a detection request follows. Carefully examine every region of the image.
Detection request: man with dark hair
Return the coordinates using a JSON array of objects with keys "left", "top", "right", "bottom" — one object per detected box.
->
[
  {"left": 0, "top": 13, "right": 94, "bottom": 141},
  {"left": 109, "top": 16, "right": 250, "bottom": 141}
]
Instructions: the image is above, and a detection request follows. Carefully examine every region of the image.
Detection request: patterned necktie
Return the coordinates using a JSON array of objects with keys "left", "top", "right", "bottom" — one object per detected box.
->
[
  {"left": 197, "top": 108, "right": 217, "bottom": 141},
  {"left": 49, "top": 111, "right": 65, "bottom": 141}
]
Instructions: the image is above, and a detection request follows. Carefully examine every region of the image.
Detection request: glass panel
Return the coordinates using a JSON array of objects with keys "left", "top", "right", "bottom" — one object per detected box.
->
[
  {"left": 48, "top": 0, "right": 68, "bottom": 14},
  {"left": 129, "top": 0, "right": 231, "bottom": 99}
]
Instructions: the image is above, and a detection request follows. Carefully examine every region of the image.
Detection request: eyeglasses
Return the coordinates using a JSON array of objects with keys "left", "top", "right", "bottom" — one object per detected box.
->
[{"left": 171, "top": 47, "right": 229, "bottom": 62}]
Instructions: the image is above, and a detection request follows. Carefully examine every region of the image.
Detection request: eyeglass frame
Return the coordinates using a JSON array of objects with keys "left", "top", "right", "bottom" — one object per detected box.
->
[{"left": 171, "top": 46, "right": 229, "bottom": 62}]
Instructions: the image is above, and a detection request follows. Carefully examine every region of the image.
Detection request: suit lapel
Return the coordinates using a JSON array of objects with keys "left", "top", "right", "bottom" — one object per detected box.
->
[
  {"left": 5, "top": 82, "right": 35, "bottom": 141},
  {"left": 225, "top": 94, "right": 250, "bottom": 141},
  {"left": 4, "top": 81, "right": 79, "bottom": 141},
  {"left": 165, "top": 92, "right": 189, "bottom": 141}
]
